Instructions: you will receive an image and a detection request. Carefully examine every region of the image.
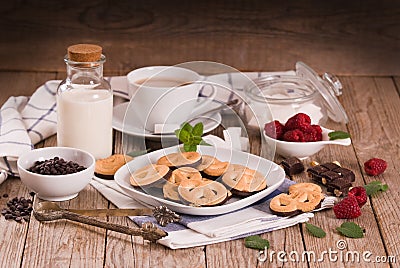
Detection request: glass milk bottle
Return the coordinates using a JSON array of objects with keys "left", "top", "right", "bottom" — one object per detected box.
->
[{"left": 57, "top": 44, "right": 113, "bottom": 159}]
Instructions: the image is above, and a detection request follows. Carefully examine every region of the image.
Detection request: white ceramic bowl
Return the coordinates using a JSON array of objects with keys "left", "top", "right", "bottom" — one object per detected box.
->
[
  {"left": 17, "top": 147, "right": 95, "bottom": 201},
  {"left": 263, "top": 126, "right": 351, "bottom": 159}
]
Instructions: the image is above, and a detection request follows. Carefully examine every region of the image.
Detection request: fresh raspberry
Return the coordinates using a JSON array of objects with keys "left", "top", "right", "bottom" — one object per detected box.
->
[
  {"left": 364, "top": 158, "right": 387, "bottom": 176},
  {"left": 283, "top": 129, "right": 305, "bottom": 142},
  {"left": 264, "top": 120, "right": 285, "bottom": 140},
  {"left": 285, "top": 113, "right": 311, "bottom": 131},
  {"left": 348, "top": 187, "right": 368, "bottom": 207},
  {"left": 302, "top": 125, "right": 323, "bottom": 142},
  {"left": 333, "top": 195, "right": 362, "bottom": 219}
]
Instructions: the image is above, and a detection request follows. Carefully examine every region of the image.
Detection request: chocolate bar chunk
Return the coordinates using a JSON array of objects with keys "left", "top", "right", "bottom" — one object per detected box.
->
[
  {"left": 333, "top": 167, "right": 355, "bottom": 183},
  {"left": 320, "top": 170, "right": 341, "bottom": 185},
  {"left": 307, "top": 165, "right": 329, "bottom": 183},
  {"left": 326, "top": 179, "right": 352, "bottom": 197},
  {"left": 307, "top": 162, "right": 356, "bottom": 196},
  {"left": 281, "top": 157, "right": 304, "bottom": 176},
  {"left": 321, "top": 162, "right": 341, "bottom": 170}
]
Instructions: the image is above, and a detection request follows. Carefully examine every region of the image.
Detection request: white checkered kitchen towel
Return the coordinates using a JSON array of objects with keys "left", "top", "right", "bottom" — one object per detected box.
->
[{"left": 0, "top": 70, "right": 295, "bottom": 183}]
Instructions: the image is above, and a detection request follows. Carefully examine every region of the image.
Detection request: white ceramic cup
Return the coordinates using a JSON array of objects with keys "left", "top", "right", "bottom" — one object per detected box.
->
[{"left": 127, "top": 66, "right": 217, "bottom": 131}]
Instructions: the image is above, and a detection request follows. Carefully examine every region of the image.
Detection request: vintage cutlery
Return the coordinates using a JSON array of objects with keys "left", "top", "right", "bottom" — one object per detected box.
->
[{"left": 33, "top": 200, "right": 181, "bottom": 242}]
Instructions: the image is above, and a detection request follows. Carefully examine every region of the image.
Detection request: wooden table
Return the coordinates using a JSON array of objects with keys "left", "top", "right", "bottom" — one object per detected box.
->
[{"left": 1, "top": 1, "right": 399, "bottom": 267}]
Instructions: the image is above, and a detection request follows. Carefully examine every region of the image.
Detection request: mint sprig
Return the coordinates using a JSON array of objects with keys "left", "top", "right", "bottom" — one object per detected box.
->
[
  {"left": 305, "top": 223, "right": 326, "bottom": 238},
  {"left": 336, "top": 222, "right": 364, "bottom": 238},
  {"left": 244, "top": 235, "right": 270, "bottom": 250},
  {"left": 364, "top": 181, "right": 388, "bottom": 196},
  {"left": 175, "top": 122, "right": 210, "bottom": 152},
  {"left": 328, "top": 131, "right": 350, "bottom": 140}
]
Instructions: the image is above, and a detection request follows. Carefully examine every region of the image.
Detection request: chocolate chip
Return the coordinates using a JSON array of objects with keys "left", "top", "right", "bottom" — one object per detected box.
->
[
  {"left": 27, "top": 157, "right": 86, "bottom": 175},
  {"left": 1, "top": 195, "right": 33, "bottom": 223},
  {"left": 2, "top": 193, "right": 8, "bottom": 198}
]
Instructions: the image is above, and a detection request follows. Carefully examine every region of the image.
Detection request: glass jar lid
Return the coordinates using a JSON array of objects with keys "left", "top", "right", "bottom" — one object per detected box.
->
[{"left": 295, "top": 61, "right": 348, "bottom": 123}]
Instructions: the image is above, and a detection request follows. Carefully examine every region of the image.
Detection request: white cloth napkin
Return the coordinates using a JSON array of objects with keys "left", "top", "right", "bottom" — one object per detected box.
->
[
  {"left": 0, "top": 80, "right": 59, "bottom": 179},
  {"left": 90, "top": 177, "right": 335, "bottom": 249}
]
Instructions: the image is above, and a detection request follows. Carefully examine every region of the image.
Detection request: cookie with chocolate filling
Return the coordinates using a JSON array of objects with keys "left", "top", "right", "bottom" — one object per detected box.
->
[
  {"left": 95, "top": 154, "right": 133, "bottom": 180},
  {"left": 162, "top": 182, "right": 181, "bottom": 202},
  {"left": 168, "top": 167, "right": 203, "bottom": 185},
  {"left": 163, "top": 167, "right": 204, "bottom": 202},
  {"left": 178, "top": 179, "right": 230, "bottom": 206},
  {"left": 202, "top": 159, "right": 230, "bottom": 180},
  {"left": 221, "top": 164, "right": 267, "bottom": 196},
  {"left": 130, "top": 164, "right": 171, "bottom": 188},
  {"left": 157, "top": 152, "right": 202, "bottom": 169},
  {"left": 195, "top": 155, "right": 218, "bottom": 172},
  {"left": 269, "top": 182, "right": 324, "bottom": 216}
]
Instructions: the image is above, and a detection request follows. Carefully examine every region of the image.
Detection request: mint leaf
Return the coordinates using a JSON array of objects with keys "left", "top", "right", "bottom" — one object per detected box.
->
[
  {"left": 184, "top": 144, "right": 197, "bottom": 152},
  {"left": 192, "top": 122, "right": 203, "bottom": 136},
  {"left": 336, "top": 222, "right": 364, "bottom": 238},
  {"left": 245, "top": 235, "right": 270, "bottom": 250},
  {"left": 181, "top": 122, "right": 193, "bottom": 132},
  {"left": 177, "top": 129, "right": 191, "bottom": 143},
  {"left": 175, "top": 122, "right": 207, "bottom": 152},
  {"left": 328, "top": 131, "right": 350, "bottom": 140},
  {"left": 305, "top": 223, "right": 326, "bottom": 238},
  {"left": 364, "top": 181, "right": 388, "bottom": 196},
  {"left": 192, "top": 136, "right": 203, "bottom": 144}
]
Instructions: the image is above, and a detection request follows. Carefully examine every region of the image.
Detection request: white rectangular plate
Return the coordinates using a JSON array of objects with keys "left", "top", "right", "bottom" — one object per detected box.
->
[{"left": 114, "top": 145, "right": 285, "bottom": 215}]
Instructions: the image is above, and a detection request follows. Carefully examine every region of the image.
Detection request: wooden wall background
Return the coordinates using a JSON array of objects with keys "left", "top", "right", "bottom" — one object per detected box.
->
[{"left": 0, "top": 0, "right": 399, "bottom": 98}]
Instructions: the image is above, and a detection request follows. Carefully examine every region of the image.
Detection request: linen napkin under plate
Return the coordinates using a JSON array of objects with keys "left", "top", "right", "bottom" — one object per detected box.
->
[
  {"left": 90, "top": 176, "right": 336, "bottom": 249},
  {"left": 0, "top": 70, "right": 294, "bottom": 184}
]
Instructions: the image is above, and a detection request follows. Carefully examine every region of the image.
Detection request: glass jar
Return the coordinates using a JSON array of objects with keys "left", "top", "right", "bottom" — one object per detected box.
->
[
  {"left": 57, "top": 44, "right": 113, "bottom": 159},
  {"left": 244, "top": 62, "right": 348, "bottom": 127}
]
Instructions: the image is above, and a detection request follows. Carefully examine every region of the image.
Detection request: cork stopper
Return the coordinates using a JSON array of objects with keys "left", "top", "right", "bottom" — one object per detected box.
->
[{"left": 67, "top": 44, "right": 102, "bottom": 62}]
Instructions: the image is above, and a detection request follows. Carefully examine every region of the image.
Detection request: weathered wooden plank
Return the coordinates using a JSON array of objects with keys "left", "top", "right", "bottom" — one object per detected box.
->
[
  {"left": 0, "top": 178, "right": 32, "bottom": 268},
  {"left": 341, "top": 76, "right": 400, "bottom": 265},
  {"left": 0, "top": 71, "right": 55, "bottom": 268},
  {"left": 0, "top": 1, "right": 399, "bottom": 75},
  {"left": 21, "top": 135, "right": 108, "bottom": 267}
]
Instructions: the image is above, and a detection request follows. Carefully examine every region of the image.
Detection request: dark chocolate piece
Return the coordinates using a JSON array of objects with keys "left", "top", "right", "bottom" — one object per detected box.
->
[
  {"left": 321, "top": 162, "right": 341, "bottom": 170},
  {"left": 326, "top": 179, "right": 352, "bottom": 196},
  {"left": 281, "top": 157, "right": 304, "bottom": 176},
  {"left": 307, "top": 162, "right": 356, "bottom": 196},
  {"left": 307, "top": 165, "right": 328, "bottom": 183},
  {"left": 320, "top": 170, "right": 341, "bottom": 185},
  {"left": 333, "top": 167, "right": 355, "bottom": 183}
]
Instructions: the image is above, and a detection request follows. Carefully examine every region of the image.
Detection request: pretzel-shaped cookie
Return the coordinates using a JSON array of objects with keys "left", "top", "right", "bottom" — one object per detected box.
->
[
  {"left": 202, "top": 160, "right": 230, "bottom": 177},
  {"left": 269, "top": 182, "right": 324, "bottom": 216},
  {"left": 157, "top": 152, "right": 202, "bottom": 168},
  {"left": 195, "top": 155, "right": 218, "bottom": 172},
  {"left": 168, "top": 167, "right": 203, "bottom": 185},
  {"left": 178, "top": 179, "right": 229, "bottom": 206},
  {"left": 222, "top": 164, "right": 267, "bottom": 196},
  {"left": 130, "top": 164, "right": 170, "bottom": 187}
]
